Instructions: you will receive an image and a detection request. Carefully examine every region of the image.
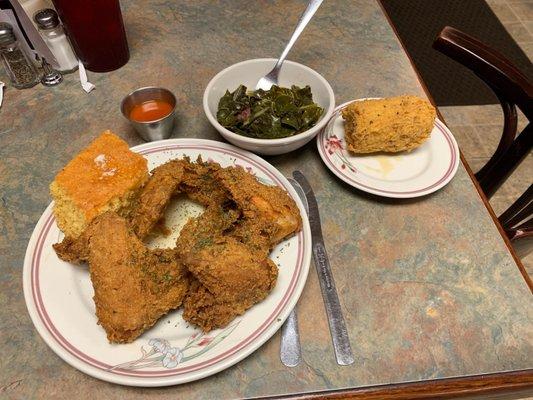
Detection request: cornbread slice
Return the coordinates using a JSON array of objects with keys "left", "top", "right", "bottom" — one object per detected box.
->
[
  {"left": 50, "top": 130, "right": 148, "bottom": 238},
  {"left": 341, "top": 95, "right": 436, "bottom": 153}
]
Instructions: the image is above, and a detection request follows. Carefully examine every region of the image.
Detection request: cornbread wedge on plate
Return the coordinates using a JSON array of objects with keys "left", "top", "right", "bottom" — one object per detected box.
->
[
  {"left": 341, "top": 95, "right": 436, "bottom": 153},
  {"left": 50, "top": 130, "right": 148, "bottom": 238}
]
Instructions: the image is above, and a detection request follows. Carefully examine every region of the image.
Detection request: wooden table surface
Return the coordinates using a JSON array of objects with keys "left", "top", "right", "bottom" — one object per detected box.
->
[{"left": 0, "top": 0, "right": 532, "bottom": 399}]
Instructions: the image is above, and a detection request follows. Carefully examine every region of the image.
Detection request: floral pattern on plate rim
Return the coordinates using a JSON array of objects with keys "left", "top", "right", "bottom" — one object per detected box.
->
[
  {"left": 109, "top": 322, "right": 240, "bottom": 371},
  {"left": 324, "top": 133, "right": 357, "bottom": 173}
]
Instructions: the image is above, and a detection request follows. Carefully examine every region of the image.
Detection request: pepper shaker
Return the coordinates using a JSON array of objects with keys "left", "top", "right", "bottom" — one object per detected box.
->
[{"left": 0, "top": 22, "right": 40, "bottom": 89}]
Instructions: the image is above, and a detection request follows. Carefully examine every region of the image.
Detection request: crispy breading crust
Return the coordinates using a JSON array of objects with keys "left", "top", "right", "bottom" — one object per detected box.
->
[
  {"left": 86, "top": 213, "right": 190, "bottom": 343},
  {"left": 182, "top": 238, "right": 278, "bottom": 332},
  {"left": 53, "top": 158, "right": 302, "bottom": 340},
  {"left": 342, "top": 95, "right": 436, "bottom": 153},
  {"left": 131, "top": 160, "right": 184, "bottom": 239}
]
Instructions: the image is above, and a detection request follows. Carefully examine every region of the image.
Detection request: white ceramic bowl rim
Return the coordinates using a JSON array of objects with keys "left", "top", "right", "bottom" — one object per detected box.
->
[{"left": 203, "top": 58, "right": 336, "bottom": 146}]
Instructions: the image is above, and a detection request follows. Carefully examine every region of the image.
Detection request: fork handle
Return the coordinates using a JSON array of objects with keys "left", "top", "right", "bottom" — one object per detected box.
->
[
  {"left": 280, "top": 308, "right": 302, "bottom": 367},
  {"left": 273, "top": 0, "right": 324, "bottom": 72}
]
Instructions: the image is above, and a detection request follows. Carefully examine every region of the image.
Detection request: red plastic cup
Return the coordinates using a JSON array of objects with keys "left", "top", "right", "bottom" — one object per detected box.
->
[{"left": 52, "top": 0, "right": 130, "bottom": 72}]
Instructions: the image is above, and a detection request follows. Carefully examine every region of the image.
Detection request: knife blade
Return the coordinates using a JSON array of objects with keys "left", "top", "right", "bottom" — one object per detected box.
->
[
  {"left": 279, "top": 177, "right": 307, "bottom": 368},
  {"left": 9, "top": 0, "right": 58, "bottom": 66},
  {"left": 292, "top": 170, "right": 355, "bottom": 366}
]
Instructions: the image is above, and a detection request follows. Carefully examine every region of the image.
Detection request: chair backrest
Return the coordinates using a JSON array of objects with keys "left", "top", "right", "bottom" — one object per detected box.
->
[
  {"left": 433, "top": 26, "right": 532, "bottom": 198},
  {"left": 433, "top": 26, "right": 532, "bottom": 242}
]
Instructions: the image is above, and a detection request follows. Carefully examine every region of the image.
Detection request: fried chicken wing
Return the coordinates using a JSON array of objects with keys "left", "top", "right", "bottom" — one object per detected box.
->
[
  {"left": 53, "top": 232, "right": 90, "bottom": 264},
  {"left": 131, "top": 160, "right": 184, "bottom": 238},
  {"left": 178, "top": 157, "right": 229, "bottom": 207},
  {"left": 217, "top": 167, "right": 302, "bottom": 248},
  {"left": 176, "top": 203, "right": 240, "bottom": 259},
  {"left": 68, "top": 212, "right": 189, "bottom": 343},
  {"left": 185, "top": 236, "right": 277, "bottom": 302},
  {"left": 182, "top": 237, "right": 278, "bottom": 331}
]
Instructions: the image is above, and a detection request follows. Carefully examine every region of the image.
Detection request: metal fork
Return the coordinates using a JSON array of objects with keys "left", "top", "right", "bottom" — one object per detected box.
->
[
  {"left": 279, "top": 177, "right": 310, "bottom": 367},
  {"left": 255, "top": 0, "right": 323, "bottom": 91}
]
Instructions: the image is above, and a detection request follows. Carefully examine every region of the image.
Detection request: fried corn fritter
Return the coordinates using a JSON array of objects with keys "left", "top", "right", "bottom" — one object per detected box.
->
[
  {"left": 341, "top": 95, "right": 436, "bottom": 153},
  {"left": 85, "top": 212, "right": 189, "bottom": 343}
]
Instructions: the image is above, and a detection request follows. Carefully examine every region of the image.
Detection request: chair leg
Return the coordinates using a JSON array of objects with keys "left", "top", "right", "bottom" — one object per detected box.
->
[
  {"left": 499, "top": 184, "right": 533, "bottom": 229},
  {"left": 478, "top": 124, "right": 533, "bottom": 198},
  {"left": 511, "top": 234, "right": 533, "bottom": 259},
  {"left": 476, "top": 98, "right": 517, "bottom": 190}
]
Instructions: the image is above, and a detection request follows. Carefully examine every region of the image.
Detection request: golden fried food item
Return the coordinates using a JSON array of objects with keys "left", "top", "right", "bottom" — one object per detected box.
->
[
  {"left": 52, "top": 155, "right": 303, "bottom": 339},
  {"left": 176, "top": 166, "right": 300, "bottom": 332},
  {"left": 178, "top": 157, "right": 229, "bottom": 207},
  {"left": 62, "top": 212, "right": 189, "bottom": 343},
  {"left": 131, "top": 160, "right": 184, "bottom": 238},
  {"left": 50, "top": 131, "right": 148, "bottom": 238},
  {"left": 183, "top": 280, "right": 238, "bottom": 332},
  {"left": 53, "top": 229, "right": 90, "bottom": 264},
  {"left": 185, "top": 236, "right": 277, "bottom": 302},
  {"left": 341, "top": 95, "right": 436, "bottom": 153},
  {"left": 182, "top": 237, "right": 278, "bottom": 331},
  {"left": 176, "top": 204, "right": 240, "bottom": 258},
  {"left": 217, "top": 166, "right": 301, "bottom": 250}
]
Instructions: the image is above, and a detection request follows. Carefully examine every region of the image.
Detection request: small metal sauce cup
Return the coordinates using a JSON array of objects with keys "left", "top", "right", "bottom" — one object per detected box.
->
[{"left": 120, "top": 87, "right": 176, "bottom": 141}]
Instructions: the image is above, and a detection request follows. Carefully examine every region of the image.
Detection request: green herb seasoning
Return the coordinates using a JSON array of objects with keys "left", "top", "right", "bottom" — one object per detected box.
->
[{"left": 216, "top": 84, "right": 323, "bottom": 139}]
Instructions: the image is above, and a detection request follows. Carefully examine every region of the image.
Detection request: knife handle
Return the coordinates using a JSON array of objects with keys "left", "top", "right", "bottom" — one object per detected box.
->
[{"left": 313, "top": 242, "right": 355, "bottom": 366}]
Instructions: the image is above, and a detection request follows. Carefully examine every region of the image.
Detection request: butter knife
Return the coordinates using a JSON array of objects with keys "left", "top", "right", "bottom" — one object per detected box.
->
[
  {"left": 293, "top": 171, "right": 355, "bottom": 366},
  {"left": 279, "top": 177, "right": 308, "bottom": 367},
  {"left": 8, "top": 0, "right": 58, "bottom": 66}
]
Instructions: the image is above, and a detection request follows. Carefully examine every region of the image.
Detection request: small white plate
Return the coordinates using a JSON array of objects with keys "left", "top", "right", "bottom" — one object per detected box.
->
[
  {"left": 23, "top": 139, "right": 311, "bottom": 387},
  {"left": 317, "top": 100, "right": 459, "bottom": 198}
]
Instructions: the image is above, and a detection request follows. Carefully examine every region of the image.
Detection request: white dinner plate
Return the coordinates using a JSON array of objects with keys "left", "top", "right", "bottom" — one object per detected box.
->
[
  {"left": 317, "top": 100, "right": 459, "bottom": 198},
  {"left": 23, "top": 139, "right": 311, "bottom": 387}
]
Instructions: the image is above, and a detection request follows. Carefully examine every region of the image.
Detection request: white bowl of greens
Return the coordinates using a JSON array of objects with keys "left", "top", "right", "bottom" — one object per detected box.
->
[{"left": 203, "top": 58, "right": 335, "bottom": 155}]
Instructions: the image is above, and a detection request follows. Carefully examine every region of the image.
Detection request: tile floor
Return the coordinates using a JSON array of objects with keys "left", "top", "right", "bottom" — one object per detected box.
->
[{"left": 437, "top": 0, "right": 532, "bottom": 276}]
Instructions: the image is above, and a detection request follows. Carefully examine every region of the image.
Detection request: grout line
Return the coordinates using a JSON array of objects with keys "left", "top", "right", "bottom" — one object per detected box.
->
[
  {"left": 502, "top": 0, "right": 521, "bottom": 22},
  {"left": 506, "top": 0, "right": 533, "bottom": 27}
]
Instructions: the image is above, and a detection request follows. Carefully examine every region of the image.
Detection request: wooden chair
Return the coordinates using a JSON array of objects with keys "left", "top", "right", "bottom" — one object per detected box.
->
[{"left": 433, "top": 26, "right": 532, "bottom": 252}]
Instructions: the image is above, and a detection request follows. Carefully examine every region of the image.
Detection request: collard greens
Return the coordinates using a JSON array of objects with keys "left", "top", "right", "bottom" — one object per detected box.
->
[{"left": 216, "top": 84, "right": 324, "bottom": 139}]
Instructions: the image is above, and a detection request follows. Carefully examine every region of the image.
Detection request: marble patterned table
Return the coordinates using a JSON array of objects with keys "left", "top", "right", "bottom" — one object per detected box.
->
[{"left": 0, "top": 0, "right": 531, "bottom": 398}]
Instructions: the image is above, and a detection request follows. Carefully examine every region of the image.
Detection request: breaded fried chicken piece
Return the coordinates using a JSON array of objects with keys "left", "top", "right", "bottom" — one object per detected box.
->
[
  {"left": 176, "top": 202, "right": 240, "bottom": 259},
  {"left": 182, "top": 237, "right": 278, "bottom": 331},
  {"left": 131, "top": 160, "right": 184, "bottom": 239},
  {"left": 59, "top": 212, "right": 190, "bottom": 343},
  {"left": 53, "top": 232, "right": 90, "bottom": 264},
  {"left": 217, "top": 167, "right": 302, "bottom": 249},
  {"left": 178, "top": 157, "right": 229, "bottom": 207},
  {"left": 185, "top": 236, "right": 277, "bottom": 302}
]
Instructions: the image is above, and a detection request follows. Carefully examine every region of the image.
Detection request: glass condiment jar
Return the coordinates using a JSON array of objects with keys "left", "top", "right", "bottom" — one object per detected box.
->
[
  {"left": 34, "top": 8, "right": 78, "bottom": 73},
  {"left": 0, "top": 22, "right": 40, "bottom": 89}
]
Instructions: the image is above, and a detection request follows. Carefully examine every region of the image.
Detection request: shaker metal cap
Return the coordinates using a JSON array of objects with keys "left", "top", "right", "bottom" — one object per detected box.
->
[
  {"left": 34, "top": 8, "right": 60, "bottom": 29},
  {"left": 0, "top": 22, "right": 16, "bottom": 46}
]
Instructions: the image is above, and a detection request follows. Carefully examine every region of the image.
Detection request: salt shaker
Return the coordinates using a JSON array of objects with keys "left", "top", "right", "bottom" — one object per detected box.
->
[
  {"left": 0, "top": 22, "right": 40, "bottom": 89},
  {"left": 34, "top": 8, "right": 78, "bottom": 72}
]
